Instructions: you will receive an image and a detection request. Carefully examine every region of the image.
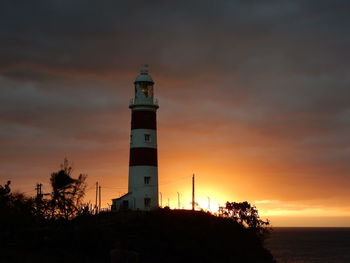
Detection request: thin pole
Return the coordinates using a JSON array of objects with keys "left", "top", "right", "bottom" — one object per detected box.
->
[
  {"left": 192, "top": 174, "right": 195, "bottom": 211},
  {"left": 167, "top": 198, "right": 170, "bottom": 207},
  {"left": 160, "top": 192, "right": 163, "bottom": 207},
  {"left": 99, "top": 185, "right": 101, "bottom": 212},
  {"left": 35, "top": 183, "right": 43, "bottom": 204},
  {"left": 35, "top": 183, "right": 42, "bottom": 198},
  {"left": 207, "top": 196, "right": 210, "bottom": 211},
  {"left": 177, "top": 192, "right": 180, "bottom": 209},
  {"left": 95, "top": 182, "right": 98, "bottom": 214}
]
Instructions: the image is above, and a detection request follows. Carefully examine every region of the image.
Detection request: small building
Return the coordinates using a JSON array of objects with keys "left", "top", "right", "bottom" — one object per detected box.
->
[{"left": 112, "top": 66, "right": 159, "bottom": 211}]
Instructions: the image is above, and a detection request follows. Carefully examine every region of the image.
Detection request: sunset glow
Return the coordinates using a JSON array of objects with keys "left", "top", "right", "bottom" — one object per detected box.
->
[{"left": 1, "top": 1, "right": 350, "bottom": 227}]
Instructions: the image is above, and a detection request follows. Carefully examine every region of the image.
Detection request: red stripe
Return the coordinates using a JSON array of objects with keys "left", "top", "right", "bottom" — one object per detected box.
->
[
  {"left": 129, "top": 147, "right": 158, "bottom": 167},
  {"left": 131, "top": 110, "right": 156, "bottom": 130}
]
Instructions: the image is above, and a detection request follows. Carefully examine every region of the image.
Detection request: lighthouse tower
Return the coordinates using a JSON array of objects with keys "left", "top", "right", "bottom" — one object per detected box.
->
[{"left": 112, "top": 65, "right": 159, "bottom": 211}]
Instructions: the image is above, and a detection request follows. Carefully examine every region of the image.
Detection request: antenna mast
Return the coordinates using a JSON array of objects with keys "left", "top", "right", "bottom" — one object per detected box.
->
[{"left": 192, "top": 174, "right": 195, "bottom": 211}]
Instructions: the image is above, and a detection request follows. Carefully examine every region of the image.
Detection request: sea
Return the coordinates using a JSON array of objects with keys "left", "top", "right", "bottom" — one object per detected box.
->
[{"left": 265, "top": 227, "right": 350, "bottom": 263}]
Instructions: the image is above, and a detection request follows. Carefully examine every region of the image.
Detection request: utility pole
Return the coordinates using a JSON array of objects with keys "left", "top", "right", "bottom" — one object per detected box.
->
[
  {"left": 192, "top": 174, "right": 195, "bottom": 211},
  {"left": 167, "top": 198, "right": 170, "bottom": 207},
  {"left": 177, "top": 192, "right": 180, "bottom": 209},
  {"left": 35, "top": 183, "right": 43, "bottom": 211},
  {"left": 159, "top": 192, "right": 163, "bottom": 207},
  {"left": 99, "top": 185, "right": 101, "bottom": 212},
  {"left": 207, "top": 196, "right": 211, "bottom": 211},
  {"left": 35, "top": 183, "right": 42, "bottom": 199},
  {"left": 95, "top": 182, "right": 98, "bottom": 214},
  {"left": 34, "top": 183, "right": 43, "bottom": 214}
]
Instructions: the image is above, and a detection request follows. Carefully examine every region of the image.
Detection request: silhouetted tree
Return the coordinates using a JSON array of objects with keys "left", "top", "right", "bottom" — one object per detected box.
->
[
  {"left": 49, "top": 158, "right": 88, "bottom": 220},
  {"left": 219, "top": 201, "right": 270, "bottom": 237},
  {"left": 1, "top": 181, "right": 16, "bottom": 212},
  {"left": 0, "top": 181, "right": 12, "bottom": 212},
  {"left": 0, "top": 180, "right": 36, "bottom": 231}
]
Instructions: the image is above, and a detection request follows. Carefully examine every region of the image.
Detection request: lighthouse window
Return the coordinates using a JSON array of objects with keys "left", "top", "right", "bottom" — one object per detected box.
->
[
  {"left": 144, "top": 198, "right": 151, "bottom": 208},
  {"left": 148, "top": 85, "right": 153, "bottom": 96},
  {"left": 144, "top": 176, "right": 150, "bottom": 185},
  {"left": 140, "top": 83, "right": 153, "bottom": 97},
  {"left": 144, "top": 134, "right": 151, "bottom": 142},
  {"left": 141, "top": 86, "right": 148, "bottom": 97}
]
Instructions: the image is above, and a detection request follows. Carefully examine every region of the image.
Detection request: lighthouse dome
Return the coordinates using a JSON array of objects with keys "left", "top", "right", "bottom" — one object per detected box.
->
[{"left": 134, "top": 65, "right": 154, "bottom": 83}]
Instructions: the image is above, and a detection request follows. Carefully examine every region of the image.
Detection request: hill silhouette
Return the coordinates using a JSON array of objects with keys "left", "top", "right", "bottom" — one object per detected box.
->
[{"left": 1, "top": 208, "right": 276, "bottom": 263}]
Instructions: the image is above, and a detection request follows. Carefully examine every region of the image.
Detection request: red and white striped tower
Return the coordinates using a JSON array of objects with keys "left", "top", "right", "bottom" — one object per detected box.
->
[
  {"left": 128, "top": 65, "right": 159, "bottom": 210},
  {"left": 111, "top": 66, "right": 159, "bottom": 211}
]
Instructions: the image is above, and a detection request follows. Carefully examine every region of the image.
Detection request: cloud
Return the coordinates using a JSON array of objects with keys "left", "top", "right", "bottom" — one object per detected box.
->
[
  {"left": 1, "top": 0, "right": 348, "bottom": 79},
  {"left": 1, "top": 0, "right": 350, "bottom": 223}
]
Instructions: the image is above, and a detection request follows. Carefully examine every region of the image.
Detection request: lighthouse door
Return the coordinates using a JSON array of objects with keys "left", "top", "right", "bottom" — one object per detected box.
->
[{"left": 121, "top": 200, "right": 129, "bottom": 210}]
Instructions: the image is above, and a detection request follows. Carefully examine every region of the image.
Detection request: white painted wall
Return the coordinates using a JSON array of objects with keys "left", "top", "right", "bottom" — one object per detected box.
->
[
  {"left": 130, "top": 129, "right": 157, "bottom": 149},
  {"left": 128, "top": 166, "right": 159, "bottom": 210}
]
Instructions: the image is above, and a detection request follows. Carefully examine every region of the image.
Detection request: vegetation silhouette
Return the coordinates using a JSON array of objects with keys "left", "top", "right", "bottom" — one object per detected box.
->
[
  {"left": 48, "top": 158, "right": 87, "bottom": 220},
  {"left": 0, "top": 180, "right": 36, "bottom": 230},
  {"left": 219, "top": 201, "right": 271, "bottom": 239},
  {"left": 0, "top": 159, "right": 275, "bottom": 263}
]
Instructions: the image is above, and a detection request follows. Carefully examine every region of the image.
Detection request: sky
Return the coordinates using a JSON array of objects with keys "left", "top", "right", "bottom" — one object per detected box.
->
[{"left": 1, "top": 0, "right": 350, "bottom": 226}]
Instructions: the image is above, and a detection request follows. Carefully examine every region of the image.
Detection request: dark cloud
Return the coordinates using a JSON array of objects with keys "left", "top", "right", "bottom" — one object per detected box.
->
[{"left": 1, "top": 0, "right": 348, "bottom": 78}]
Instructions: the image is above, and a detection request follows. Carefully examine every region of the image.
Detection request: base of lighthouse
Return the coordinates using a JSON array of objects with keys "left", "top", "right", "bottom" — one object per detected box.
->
[{"left": 112, "top": 166, "right": 159, "bottom": 211}]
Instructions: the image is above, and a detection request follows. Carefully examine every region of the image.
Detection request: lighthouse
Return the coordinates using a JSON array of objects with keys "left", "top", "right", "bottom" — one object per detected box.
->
[{"left": 112, "top": 66, "right": 159, "bottom": 211}]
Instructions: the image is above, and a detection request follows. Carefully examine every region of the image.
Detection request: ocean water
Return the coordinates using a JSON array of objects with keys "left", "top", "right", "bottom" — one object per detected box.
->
[{"left": 265, "top": 227, "right": 350, "bottom": 263}]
